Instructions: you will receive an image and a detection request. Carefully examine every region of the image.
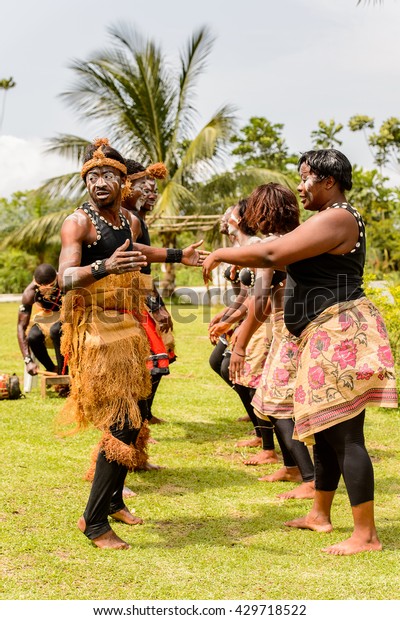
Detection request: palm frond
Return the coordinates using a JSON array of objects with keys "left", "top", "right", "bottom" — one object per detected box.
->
[
  {"left": 61, "top": 26, "right": 176, "bottom": 164},
  {"left": 154, "top": 180, "right": 197, "bottom": 217},
  {"left": 45, "top": 134, "right": 91, "bottom": 162},
  {"left": 1, "top": 208, "right": 74, "bottom": 252},
  {"left": 173, "top": 105, "right": 237, "bottom": 183},
  {"left": 171, "top": 26, "right": 216, "bottom": 149},
  {"left": 37, "top": 171, "right": 86, "bottom": 202},
  {"left": 194, "top": 167, "right": 297, "bottom": 212}
]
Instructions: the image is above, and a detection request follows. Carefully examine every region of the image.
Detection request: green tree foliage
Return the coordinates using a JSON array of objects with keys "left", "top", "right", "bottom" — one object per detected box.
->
[
  {"left": 347, "top": 166, "right": 400, "bottom": 273},
  {"left": 365, "top": 276, "right": 400, "bottom": 371},
  {"left": 0, "top": 190, "right": 71, "bottom": 236},
  {"left": 0, "top": 191, "right": 75, "bottom": 268},
  {"left": 369, "top": 117, "right": 400, "bottom": 169},
  {"left": 310, "top": 119, "right": 344, "bottom": 149},
  {"left": 0, "top": 249, "right": 37, "bottom": 294},
  {"left": 230, "top": 117, "right": 296, "bottom": 172},
  {"left": 349, "top": 114, "right": 400, "bottom": 170}
]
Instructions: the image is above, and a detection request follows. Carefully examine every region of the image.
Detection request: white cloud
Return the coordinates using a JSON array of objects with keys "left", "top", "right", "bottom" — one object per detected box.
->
[{"left": 0, "top": 136, "right": 77, "bottom": 198}]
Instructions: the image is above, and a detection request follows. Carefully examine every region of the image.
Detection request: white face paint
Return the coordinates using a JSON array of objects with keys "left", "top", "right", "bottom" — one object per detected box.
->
[
  {"left": 297, "top": 162, "right": 324, "bottom": 211},
  {"left": 227, "top": 223, "right": 238, "bottom": 236},
  {"left": 135, "top": 195, "right": 146, "bottom": 211}
]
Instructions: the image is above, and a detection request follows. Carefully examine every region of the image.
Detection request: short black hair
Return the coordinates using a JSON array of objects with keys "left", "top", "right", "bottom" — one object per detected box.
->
[
  {"left": 125, "top": 159, "right": 146, "bottom": 176},
  {"left": 298, "top": 149, "right": 353, "bottom": 191},
  {"left": 34, "top": 264, "right": 57, "bottom": 284}
]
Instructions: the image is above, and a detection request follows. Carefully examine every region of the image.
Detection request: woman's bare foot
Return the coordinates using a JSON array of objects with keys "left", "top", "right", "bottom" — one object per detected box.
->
[
  {"left": 110, "top": 506, "right": 143, "bottom": 526},
  {"left": 322, "top": 534, "right": 382, "bottom": 556},
  {"left": 284, "top": 511, "right": 333, "bottom": 533},
  {"left": 236, "top": 437, "right": 262, "bottom": 448},
  {"left": 244, "top": 450, "right": 279, "bottom": 466},
  {"left": 123, "top": 486, "right": 137, "bottom": 498},
  {"left": 258, "top": 466, "right": 302, "bottom": 482},
  {"left": 277, "top": 481, "right": 315, "bottom": 500},
  {"left": 77, "top": 516, "right": 131, "bottom": 549}
]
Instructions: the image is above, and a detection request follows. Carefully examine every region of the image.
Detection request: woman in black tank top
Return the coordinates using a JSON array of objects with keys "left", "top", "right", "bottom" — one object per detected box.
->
[{"left": 202, "top": 149, "right": 397, "bottom": 556}]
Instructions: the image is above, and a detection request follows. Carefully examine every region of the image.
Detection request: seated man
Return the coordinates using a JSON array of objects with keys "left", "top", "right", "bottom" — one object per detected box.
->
[{"left": 17, "top": 263, "right": 65, "bottom": 377}]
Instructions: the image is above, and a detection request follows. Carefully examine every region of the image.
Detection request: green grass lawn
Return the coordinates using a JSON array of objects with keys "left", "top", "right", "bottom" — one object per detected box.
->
[{"left": 0, "top": 301, "right": 399, "bottom": 601}]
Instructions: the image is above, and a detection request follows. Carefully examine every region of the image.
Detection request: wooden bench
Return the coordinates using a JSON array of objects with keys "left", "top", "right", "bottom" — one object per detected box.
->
[{"left": 40, "top": 374, "right": 71, "bottom": 398}]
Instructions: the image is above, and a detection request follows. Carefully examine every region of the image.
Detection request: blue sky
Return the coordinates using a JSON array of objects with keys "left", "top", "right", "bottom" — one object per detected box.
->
[{"left": 1, "top": 0, "right": 400, "bottom": 195}]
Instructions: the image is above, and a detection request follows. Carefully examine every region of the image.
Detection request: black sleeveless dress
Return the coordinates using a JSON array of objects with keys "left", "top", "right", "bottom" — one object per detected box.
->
[{"left": 284, "top": 203, "right": 366, "bottom": 337}]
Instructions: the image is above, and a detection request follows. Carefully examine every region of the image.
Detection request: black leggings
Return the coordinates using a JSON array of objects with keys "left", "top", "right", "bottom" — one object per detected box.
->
[
  {"left": 144, "top": 374, "right": 162, "bottom": 420},
  {"left": 268, "top": 416, "right": 314, "bottom": 482},
  {"left": 83, "top": 402, "right": 148, "bottom": 540},
  {"left": 209, "top": 340, "right": 276, "bottom": 452},
  {"left": 28, "top": 322, "right": 65, "bottom": 374},
  {"left": 313, "top": 410, "right": 374, "bottom": 506}
]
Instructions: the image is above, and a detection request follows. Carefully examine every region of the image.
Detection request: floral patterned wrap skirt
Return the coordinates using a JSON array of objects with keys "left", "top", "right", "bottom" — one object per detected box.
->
[
  {"left": 251, "top": 311, "right": 299, "bottom": 420},
  {"left": 292, "top": 297, "right": 398, "bottom": 443},
  {"left": 234, "top": 319, "right": 272, "bottom": 389}
]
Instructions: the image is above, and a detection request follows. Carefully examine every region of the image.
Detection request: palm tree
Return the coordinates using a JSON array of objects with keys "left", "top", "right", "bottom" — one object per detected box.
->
[
  {"left": 27, "top": 24, "right": 291, "bottom": 295},
  {"left": 0, "top": 77, "right": 16, "bottom": 133},
  {"left": 46, "top": 25, "right": 235, "bottom": 212}
]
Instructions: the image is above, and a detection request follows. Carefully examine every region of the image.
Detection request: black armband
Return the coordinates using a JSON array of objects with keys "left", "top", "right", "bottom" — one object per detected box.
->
[
  {"left": 19, "top": 303, "right": 32, "bottom": 314},
  {"left": 166, "top": 248, "right": 183, "bottom": 263},
  {"left": 91, "top": 259, "right": 108, "bottom": 280}
]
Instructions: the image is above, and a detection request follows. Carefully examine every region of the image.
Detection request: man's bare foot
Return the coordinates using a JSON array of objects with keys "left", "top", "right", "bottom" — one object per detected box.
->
[
  {"left": 77, "top": 516, "right": 130, "bottom": 549},
  {"left": 236, "top": 437, "right": 262, "bottom": 448},
  {"left": 258, "top": 466, "right": 302, "bottom": 482},
  {"left": 277, "top": 481, "right": 315, "bottom": 500},
  {"left": 123, "top": 486, "right": 137, "bottom": 498},
  {"left": 110, "top": 506, "right": 143, "bottom": 526},
  {"left": 237, "top": 415, "right": 251, "bottom": 422},
  {"left": 243, "top": 450, "right": 279, "bottom": 466},
  {"left": 135, "top": 461, "right": 165, "bottom": 471},
  {"left": 149, "top": 416, "right": 166, "bottom": 425},
  {"left": 284, "top": 512, "right": 333, "bottom": 533},
  {"left": 322, "top": 534, "right": 382, "bottom": 556}
]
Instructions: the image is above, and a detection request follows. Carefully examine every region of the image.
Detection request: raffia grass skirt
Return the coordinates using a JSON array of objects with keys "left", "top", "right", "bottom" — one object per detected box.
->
[
  {"left": 60, "top": 272, "right": 151, "bottom": 433},
  {"left": 292, "top": 297, "right": 398, "bottom": 444},
  {"left": 252, "top": 311, "right": 299, "bottom": 420}
]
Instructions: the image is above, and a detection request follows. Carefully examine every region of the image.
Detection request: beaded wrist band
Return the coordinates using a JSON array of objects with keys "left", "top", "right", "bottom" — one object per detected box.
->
[
  {"left": 166, "top": 248, "right": 183, "bottom": 263},
  {"left": 91, "top": 259, "right": 108, "bottom": 280}
]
